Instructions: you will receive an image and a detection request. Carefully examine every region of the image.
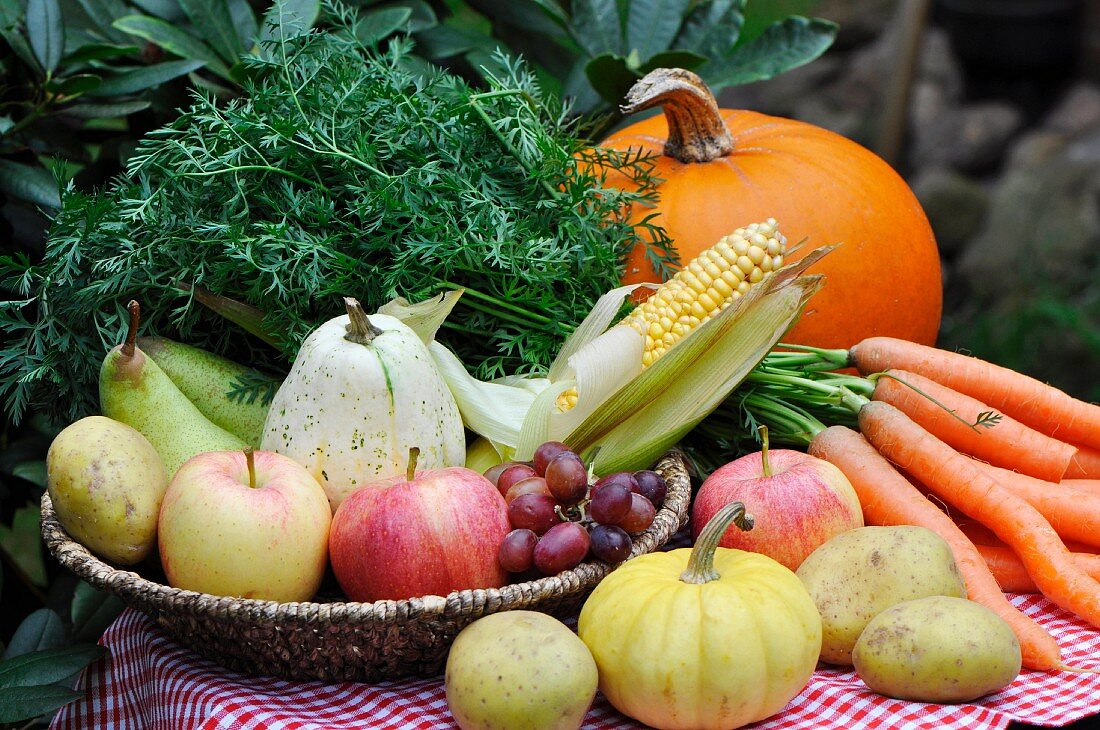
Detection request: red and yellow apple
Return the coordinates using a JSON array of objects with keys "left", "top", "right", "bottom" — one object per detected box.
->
[
  {"left": 329, "top": 454, "right": 512, "bottom": 602},
  {"left": 158, "top": 448, "right": 331, "bottom": 602},
  {"left": 693, "top": 445, "right": 863, "bottom": 571}
]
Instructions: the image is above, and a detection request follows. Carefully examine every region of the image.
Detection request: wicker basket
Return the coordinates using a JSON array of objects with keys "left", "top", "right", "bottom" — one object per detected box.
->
[{"left": 40, "top": 451, "right": 691, "bottom": 683}]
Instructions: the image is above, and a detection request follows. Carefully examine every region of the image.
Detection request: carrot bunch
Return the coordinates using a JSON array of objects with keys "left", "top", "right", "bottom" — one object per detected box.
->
[{"left": 740, "top": 337, "right": 1100, "bottom": 672}]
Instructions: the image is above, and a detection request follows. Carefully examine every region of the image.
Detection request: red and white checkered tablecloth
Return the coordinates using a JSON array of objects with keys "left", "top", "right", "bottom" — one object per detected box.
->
[{"left": 50, "top": 594, "right": 1100, "bottom": 730}]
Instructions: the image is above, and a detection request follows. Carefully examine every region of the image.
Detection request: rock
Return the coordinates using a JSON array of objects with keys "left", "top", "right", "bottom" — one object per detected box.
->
[
  {"left": 1043, "top": 83, "right": 1100, "bottom": 136},
  {"left": 917, "top": 28, "right": 965, "bottom": 105},
  {"left": 911, "top": 166, "right": 990, "bottom": 258},
  {"left": 1005, "top": 130, "right": 1069, "bottom": 168},
  {"left": 955, "top": 157, "right": 1100, "bottom": 298},
  {"left": 1066, "top": 128, "right": 1100, "bottom": 165},
  {"left": 815, "top": 0, "right": 897, "bottom": 49},
  {"left": 909, "top": 100, "right": 1025, "bottom": 172}
]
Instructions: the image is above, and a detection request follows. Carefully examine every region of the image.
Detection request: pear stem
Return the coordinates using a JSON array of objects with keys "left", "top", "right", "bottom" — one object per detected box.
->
[
  {"left": 622, "top": 68, "right": 734, "bottom": 163},
  {"left": 344, "top": 297, "right": 385, "bottom": 345},
  {"left": 244, "top": 447, "right": 257, "bottom": 489},
  {"left": 680, "top": 501, "right": 754, "bottom": 584},
  {"left": 407, "top": 447, "right": 420, "bottom": 482},
  {"left": 122, "top": 300, "right": 141, "bottom": 358},
  {"left": 759, "top": 425, "right": 773, "bottom": 478}
]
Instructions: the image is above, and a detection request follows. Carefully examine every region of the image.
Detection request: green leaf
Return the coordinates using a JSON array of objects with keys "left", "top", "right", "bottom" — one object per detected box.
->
[
  {"left": 75, "top": 0, "right": 131, "bottom": 43},
  {"left": 638, "top": 49, "right": 706, "bottom": 73},
  {"left": 228, "top": 0, "right": 257, "bottom": 50},
  {"left": 61, "top": 42, "right": 140, "bottom": 64},
  {"left": 113, "top": 15, "right": 232, "bottom": 80},
  {"left": 0, "top": 160, "right": 61, "bottom": 208},
  {"left": 414, "top": 20, "right": 495, "bottom": 60},
  {"left": 390, "top": 0, "right": 436, "bottom": 33},
  {"left": 0, "top": 116, "right": 13, "bottom": 135},
  {"left": 706, "top": 16, "right": 835, "bottom": 87},
  {"left": 0, "top": 685, "right": 83, "bottom": 723},
  {"left": 63, "top": 100, "right": 151, "bottom": 118},
  {"left": 675, "top": 0, "right": 743, "bottom": 60},
  {"left": 0, "top": 645, "right": 105, "bottom": 689},
  {"left": 0, "top": 503, "right": 49, "bottom": 588},
  {"left": 27, "top": 0, "right": 64, "bottom": 73},
  {"left": 354, "top": 6, "right": 411, "bottom": 46},
  {"left": 177, "top": 0, "right": 241, "bottom": 64},
  {"left": 625, "top": 0, "right": 689, "bottom": 60},
  {"left": 11, "top": 460, "right": 47, "bottom": 487},
  {"left": 584, "top": 53, "right": 639, "bottom": 107},
  {"left": 738, "top": 0, "right": 818, "bottom": 46},
  {"left": 45, "top": 73, "right": 103, "bottom": 97},
  {"left": 130, "top": 0, "right": 187, "bottom": 23},
  {"left": 71, "top": 582, "right": 125, "bottom": 644},
  {"left": 0, "top": 0, "right": 21, "bottom": 26},
  {"left": 90, "top": 59, "right": 205, "bottom": 96},
  {"left": 1, "top": 27, "right": 41, "bottom": 72},
  {"left": 260, "top": 0, "right": 320, "bottom": 42},
  {"left": 572, "top": 0, "right": 621, "bottom": 57},
  {"left": 1, "top": 610, "right": 65, "bottom": 662}
]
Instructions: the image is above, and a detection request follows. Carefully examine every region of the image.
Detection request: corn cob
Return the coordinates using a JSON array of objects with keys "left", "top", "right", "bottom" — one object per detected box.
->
[{"left": 557, "top": 219, "right": 786, "bottom": 412}]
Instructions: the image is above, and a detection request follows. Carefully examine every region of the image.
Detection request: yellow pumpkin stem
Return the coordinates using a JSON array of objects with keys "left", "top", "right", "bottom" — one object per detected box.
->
[
  {"left": 680, "top": 501, "right": 754, "bottom": 584},
  {"left": 344, "top": 297, "right": 385, "bottom": 345},
  {"left": 622, "top": 68, "right": 733, "bottom": 164},
  {"left": 406, "top": 446, "right": 420, "bottom": 482}
]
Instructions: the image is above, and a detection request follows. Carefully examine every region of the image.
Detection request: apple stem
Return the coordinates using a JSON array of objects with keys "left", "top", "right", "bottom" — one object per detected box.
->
[
  {"left": 759, "top": 425, "right": 772, "bottom": 478},
  {"left": 407, "top": 447, "right": 420, "bottom": 481},
  {"left": 680, "top": 501, "right": 754, "bottom": 584},
  {"left": 244, "top": 447, "right": 256, "bottom": 489},
  {"left": 122, "top": 300, "right": 140, "bottom": 358}
]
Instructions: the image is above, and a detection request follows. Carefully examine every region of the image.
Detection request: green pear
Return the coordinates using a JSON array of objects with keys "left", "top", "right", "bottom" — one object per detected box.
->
[
  {"left": 47, "top": 415, "right": 169, "bottom": 565},
  {"left": 137, "top": 335, "right": 279, "bottom": 447},
  {"left": 100, "top": 301, "right": 247, "bottom": 476}
]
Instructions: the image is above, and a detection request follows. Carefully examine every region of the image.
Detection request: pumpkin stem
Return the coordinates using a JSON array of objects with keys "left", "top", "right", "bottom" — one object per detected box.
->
[
  {"left": 622, "top": 68, "right": 733, "bottom": 164},
  {"left": 406, "top": 447, "right": 420, "bottom": 482},
  {"left": 680, "top": 501, "right": 754, "bottom": 584},
  {"left": 759, "top": 425, "right": 772, "bottom": 478},
  {"left": 122, "top": 300, "right": 141, "bottom": 358},
  {"left": 344, "top": 297, "right": 385, "bottom": 345}
]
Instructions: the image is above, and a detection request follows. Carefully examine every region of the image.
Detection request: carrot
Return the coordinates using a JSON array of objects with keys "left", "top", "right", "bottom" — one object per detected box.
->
[
  {"left": 872, "top": 369, "right": 1076, "bottom": 482},
  {"left": 849, "top": 336, "right": 1100, "bottom": 450},
  {"left": 858, "top": 399, "right": 1100, "bottom": 635},
  {"left": 966, "top": 460, "right": 1100, "bottom": 549},
  {"left": 807, "top": 424, "right": 1065, "bottom": 671},
  {"left": 1067, "top": 443, "right": 1100, "bottom": 479},
  {"left": 1064, "top": 479, "right": 1100, "bottom": 497},
  {"left": 977, "top": 543, "right": 1100, "bottom": 594}
]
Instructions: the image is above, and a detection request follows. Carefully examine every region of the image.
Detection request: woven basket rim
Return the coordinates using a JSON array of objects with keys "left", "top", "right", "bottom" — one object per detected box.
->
[{"left": 41, "top": 450, "right": 692, "bottom": 624}]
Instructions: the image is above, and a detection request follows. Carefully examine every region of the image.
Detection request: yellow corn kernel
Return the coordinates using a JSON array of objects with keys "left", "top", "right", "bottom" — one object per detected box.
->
[
  {"left": 619, "top": 218, "right": 786, "bottom": 369},
  {"left": 556, "top": 219, "right": 786, "bottom": 413}
]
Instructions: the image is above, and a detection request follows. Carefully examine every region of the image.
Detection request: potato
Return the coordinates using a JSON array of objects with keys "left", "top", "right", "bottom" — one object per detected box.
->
[
  {"left": 853, "top": 595, "right": 1022, "bottom": 702},
  {"left": 445, "top": 611, "right": 598, "bottom": 730},
  {"left": 47, "top": 416, "right": 169, "bottom": 565},
  {"left": 795, "top": 525, "right": 967, "bottom": 665}
]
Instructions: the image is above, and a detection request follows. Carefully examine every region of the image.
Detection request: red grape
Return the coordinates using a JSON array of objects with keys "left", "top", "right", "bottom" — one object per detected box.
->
[
  {"left": 544, "top": 452, "right": 588, "bottom": 504},
  {"left": 533, "top": 441, "right": 572, "bottom": 475},
  {"left": 620, "top": 493, "right": 656, "bottom": 535},
  {"left": 632, "top": 470, "right": 667, "bottom": 508},
  {"left": 483, "top": 461, "right": 515, "bottom": 487},
  {"left": 504, "top": 476, "right": 551, "bottom": 504},
  {"left": 591, "top": 471, "right": 638, "bottom": 495},
  {"left": 507, "top": 493, "right": 562, "bottom": 535},
  {"left": 533, "top": 522, "right": 590, "bottom": 575},
  {"left": 589, "top": 524, "right": 632, "bottom": 563},
  {"left": 496, "top": 463, "right": 539, "bottom": 498},
  {"left": 589, "top": 482, "right": 632, "bottom": 525},
  {"left": 498, "top": 529, "right": 538, "bottom": 573}
]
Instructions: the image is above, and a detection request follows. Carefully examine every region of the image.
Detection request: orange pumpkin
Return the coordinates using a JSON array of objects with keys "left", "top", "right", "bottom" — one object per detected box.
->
[{"left": 601, "top": 68, "right": 942, "bottom": 350}]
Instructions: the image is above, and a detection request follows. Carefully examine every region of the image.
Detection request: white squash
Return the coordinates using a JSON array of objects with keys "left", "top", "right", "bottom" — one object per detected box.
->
[{"left": 261, "top": 297, "right": 465, "bottom": 512}]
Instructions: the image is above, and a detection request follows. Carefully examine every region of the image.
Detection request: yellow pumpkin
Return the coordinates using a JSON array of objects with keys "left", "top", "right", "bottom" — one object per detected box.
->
[{"left": 577, "top": 502, "right": 822, "bottom": 730}]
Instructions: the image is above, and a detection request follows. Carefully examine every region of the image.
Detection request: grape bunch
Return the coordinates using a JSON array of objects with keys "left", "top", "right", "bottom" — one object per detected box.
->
[{"left": 486, "top": 441, "right": 668, "bottom": 578}]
